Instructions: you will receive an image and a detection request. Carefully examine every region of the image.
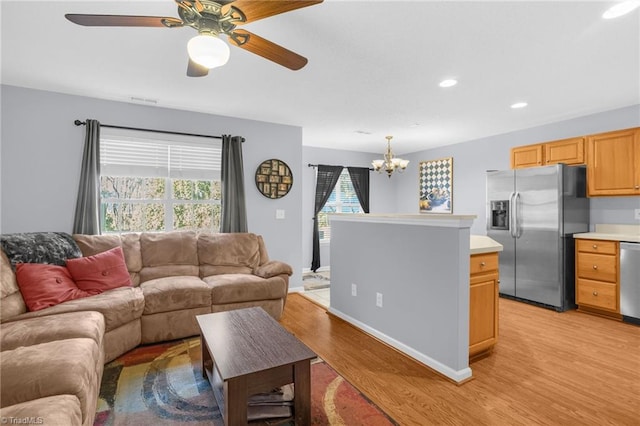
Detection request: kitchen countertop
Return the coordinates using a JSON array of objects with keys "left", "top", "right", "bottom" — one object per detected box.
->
[
  {"left": 573, "top": 224, "right": 640, "bottom": 243},
  {"left": 470, "top": 235, "right": 503, "bottom": 255}
]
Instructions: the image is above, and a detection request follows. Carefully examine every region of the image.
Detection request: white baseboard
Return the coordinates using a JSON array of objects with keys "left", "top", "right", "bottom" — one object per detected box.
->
[
  {"left": 327, "top": 307, "right": 473, "bottom": 384},
  {"left": 288, "top": 286, "right": 304, "bottom": 293}
]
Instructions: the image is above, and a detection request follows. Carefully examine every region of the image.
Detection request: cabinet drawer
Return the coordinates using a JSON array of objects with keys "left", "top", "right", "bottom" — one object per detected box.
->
[
  {"left": 576, "top": 239, "right": 618, "bottom": 255},
  {"left": 576, "top": 252, "right": 617, "bottom": 282},
  {"left": 470, "top": 253, "right": 498, "bottom": 275},
  {"left": 576, "top": 279, "right": 618, "bottom": 311}
]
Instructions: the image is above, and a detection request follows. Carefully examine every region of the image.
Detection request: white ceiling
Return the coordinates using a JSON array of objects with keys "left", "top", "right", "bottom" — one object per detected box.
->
[{"left": 2, "top": 1, "right": 639, "bottom": 154}]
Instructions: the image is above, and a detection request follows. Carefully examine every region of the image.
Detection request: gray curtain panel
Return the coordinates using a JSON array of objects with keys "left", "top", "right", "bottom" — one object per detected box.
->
[
  {"left": 221, "top": 135, "right": 248, "bottom": 233},
  {"left": 73, "top": 119, "right": 101, "bottom": 235},
  {"left": 311, "top": 165, "right": 343, "bottom": 272},
  {"left": 347, "top": 166, "right": 370, "bottom": 213}
]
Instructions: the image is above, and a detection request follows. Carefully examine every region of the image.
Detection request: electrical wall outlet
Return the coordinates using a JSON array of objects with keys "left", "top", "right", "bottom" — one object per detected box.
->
[
  {"left": 275, "top": 209, "right": 285, "bottom": 220},
  {"left": 635, "top": 209, "right": 640, "bottom": 220},
  {"left": 351, "top": 283, "right": 357, "bottom": 297},
  {"left": 376, "top": 292, "right": 383, "bottom": 307}
]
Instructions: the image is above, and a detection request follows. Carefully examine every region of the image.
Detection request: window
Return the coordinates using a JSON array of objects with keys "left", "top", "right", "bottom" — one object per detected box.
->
[
  {"left": 317, "top": 170, "right": 363, "bottom": 241},
  {"left": 99, "top": 130, "right": 222, "bottom": 233}
]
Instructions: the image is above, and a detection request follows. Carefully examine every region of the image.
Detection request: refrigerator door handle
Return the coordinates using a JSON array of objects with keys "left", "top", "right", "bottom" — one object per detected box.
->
[
  {"left": 509, "top": 192, "right": 516, "bottom": 238},
  {"left": 514, "top": 191, "right": 522, "bottom": 238}
]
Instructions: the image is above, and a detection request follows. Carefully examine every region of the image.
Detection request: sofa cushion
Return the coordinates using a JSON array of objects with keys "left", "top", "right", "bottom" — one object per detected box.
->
[
  {"left": 0, "top": 395, "right": 83, "bottom": 426},
  {"left": 66, "top": 247, "right": 132, "bottom": 294},
  {"left": 0, "top": 338, "right": 101, "bottom": 425},
  {"left": 0, "top": 251, "right": 19, "bottom": 299},
  {"left": 15, "top": 263, "right": 93, "bottom": 311},
  {"left": 3, "top": 287, "right": 144, "bottom": 332},
  {"left": 257, "top": 235, "right": 270, "bottom": 265},
  {"left": 139, "top": 231, "right": 199, "bottom": 283},
  {"left": 0, "top": 311, "right": 105, "bottom": 351},
  {"left": 140, "top": 276, "right": 212, "bottom": 314},
  {"left": 0, "top": 292, "right": 27, "bottom": 323},
  {"left": 203, "top": 274, "right": 287, "bottom": 304},
  {"left": 0, "top": 251, "right": 27, "bottom": 322},
  {"left": 198, "top": 233, "right": 261, "bottom": 276},
  {"left": 73, "top": 233, "right": 143, "bottom": 286}
]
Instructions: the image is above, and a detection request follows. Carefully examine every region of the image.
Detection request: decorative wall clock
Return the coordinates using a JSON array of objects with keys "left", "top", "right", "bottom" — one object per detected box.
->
[{"left": 255, "top": 159, "right": 293, "bottom": 199}]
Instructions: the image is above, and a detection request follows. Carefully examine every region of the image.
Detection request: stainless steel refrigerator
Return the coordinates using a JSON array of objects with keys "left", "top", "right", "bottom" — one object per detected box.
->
[{"left": 486, "top": 164, "right": 589, "bottom": 311}]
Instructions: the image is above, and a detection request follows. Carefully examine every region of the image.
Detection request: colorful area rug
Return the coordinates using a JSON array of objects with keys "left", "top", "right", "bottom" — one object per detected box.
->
[{"left": 94, "top": 337, "right": 395, "bottom": 425}]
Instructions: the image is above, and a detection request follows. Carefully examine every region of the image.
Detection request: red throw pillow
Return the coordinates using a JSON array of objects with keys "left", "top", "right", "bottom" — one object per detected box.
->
[
  {"left": 15, "top": 263, "right": 93, "bottom": 311},
  {"left": 66, "top": 246, "right": 132, "bottom": 294}
]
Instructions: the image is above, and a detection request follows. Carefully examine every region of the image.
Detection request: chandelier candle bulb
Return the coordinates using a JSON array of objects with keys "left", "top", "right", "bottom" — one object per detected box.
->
[{"left": 371, "top": 136, "right": 409, "bottom": 178}]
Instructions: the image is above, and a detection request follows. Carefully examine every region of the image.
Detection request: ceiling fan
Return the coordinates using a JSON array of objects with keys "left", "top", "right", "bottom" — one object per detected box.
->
[{"left": 65, "top": 0, "right": 323, "bottom": 77}]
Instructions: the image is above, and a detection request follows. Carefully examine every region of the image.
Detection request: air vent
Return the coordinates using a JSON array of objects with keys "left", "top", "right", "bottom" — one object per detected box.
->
[{"left": 130, "top": 97, "right": 158, "bottom": 104}]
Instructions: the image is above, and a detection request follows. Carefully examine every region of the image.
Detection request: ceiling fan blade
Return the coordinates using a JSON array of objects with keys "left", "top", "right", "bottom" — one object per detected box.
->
[
  {"left": 65, "top": 14, "right": 183, "bottom": 27},
  {"left": 187, "top": 58, "right": 209, "bottom": 77},
  {"left": 229, "top": 29, "right": 307, "bottom": 70},
  {"left": 226, "top": 0, "right": 323, "bottom": 24}
]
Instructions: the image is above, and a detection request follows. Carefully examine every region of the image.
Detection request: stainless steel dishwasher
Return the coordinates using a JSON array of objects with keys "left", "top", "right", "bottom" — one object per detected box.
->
[{"left": 620, "top": 242, "right": 640, "bottom": 325}]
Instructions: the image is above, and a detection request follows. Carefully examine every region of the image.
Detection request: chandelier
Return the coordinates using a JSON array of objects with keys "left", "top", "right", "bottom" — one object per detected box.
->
[{"left": 371, "top": 136, "right": 409, "bottom": 178}]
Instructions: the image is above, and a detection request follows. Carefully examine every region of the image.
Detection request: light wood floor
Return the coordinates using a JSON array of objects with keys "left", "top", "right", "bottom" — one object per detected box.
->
[{"left": 280, "top": 293, "right": 640, "bottom": 425}]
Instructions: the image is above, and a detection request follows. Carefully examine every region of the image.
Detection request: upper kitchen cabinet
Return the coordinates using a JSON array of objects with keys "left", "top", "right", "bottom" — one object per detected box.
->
[
  {"left": 587, "top": 127, "right": 640, "bottom": 196},
  {"left": 511, "top": 144, "right": 544, "bottom": 169},
  {"left": 544, "top": 137, "right": 585, "bottom": 165},
  {"left": 511, "top": 137, "right": 585, "bottom": 169}
]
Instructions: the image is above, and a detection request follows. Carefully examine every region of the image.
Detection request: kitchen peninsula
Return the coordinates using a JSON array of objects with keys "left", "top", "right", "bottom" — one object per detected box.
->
[{"left": 328, "top": 214, "right": 502, "bottom": 383}]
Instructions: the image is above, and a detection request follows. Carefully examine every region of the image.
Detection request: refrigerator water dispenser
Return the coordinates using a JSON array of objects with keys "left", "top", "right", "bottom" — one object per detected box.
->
[{"left": 490, "top": 200, "right": 509, "bottom": 230}]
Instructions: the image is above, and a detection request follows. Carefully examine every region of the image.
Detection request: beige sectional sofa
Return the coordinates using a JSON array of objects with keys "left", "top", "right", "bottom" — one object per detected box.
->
[{"left": 0, "top": 231, "right": 292, "bottom": 426}]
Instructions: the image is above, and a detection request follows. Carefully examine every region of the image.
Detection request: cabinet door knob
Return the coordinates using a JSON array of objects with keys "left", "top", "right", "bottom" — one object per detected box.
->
[
  {"left": 635, "top": 185, "right": 640, "bottom": 189},
  {"left": 593, "top": 291, "right": 598, "bottom": 296},
  {"left": 593, "top": 265, "right": 598, "bottom": 270},
  {"left": 480, "top": 262, "right": 486, "bottom": 267},
  {"left": 592, "top": 244, "right": 597, "bottom": 249}
]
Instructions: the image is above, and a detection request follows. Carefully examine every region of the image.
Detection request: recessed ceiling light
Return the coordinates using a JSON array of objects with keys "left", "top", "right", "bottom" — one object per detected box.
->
[
  {"left": 511, "top": 102, "right": 528, "bottom": 109},
  {"left": 439, "top": 79, "right": 458, "bottom": 88},
  {"left": 602, "top": 1, "right": 640, "bottom": 19},
  {"left": 354, "top": 130, "right": 372, "bottom": 135}
]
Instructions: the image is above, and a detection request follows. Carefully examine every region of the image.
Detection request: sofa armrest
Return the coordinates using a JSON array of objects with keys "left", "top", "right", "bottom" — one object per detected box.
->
[{"left": 253, "top": 261, "right": 293, "bottom": 279}]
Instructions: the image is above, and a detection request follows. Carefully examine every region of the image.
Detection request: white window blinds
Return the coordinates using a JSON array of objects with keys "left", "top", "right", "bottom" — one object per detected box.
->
[{"left": 100, "top": 129, "right": 221, "bottom": 180}]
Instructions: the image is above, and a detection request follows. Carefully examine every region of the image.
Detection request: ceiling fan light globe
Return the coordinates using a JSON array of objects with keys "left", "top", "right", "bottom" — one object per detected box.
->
[{"left": 188, "top": 35, "right": 230, "bottom": 69}]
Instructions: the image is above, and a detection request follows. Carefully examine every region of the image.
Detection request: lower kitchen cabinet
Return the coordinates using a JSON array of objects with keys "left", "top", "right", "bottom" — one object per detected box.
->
[
  {"left": 575, "top": 239, "right": 620, "bottom": 319},
  {"left": 469, "top": 252, "right": 499, "bottom": 359}
]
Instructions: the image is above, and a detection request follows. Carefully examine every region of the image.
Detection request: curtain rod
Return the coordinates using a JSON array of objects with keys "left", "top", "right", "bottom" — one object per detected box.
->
[
  {"left": 307, "top": 163, "right": 374, "bottom": 171},
  {"left": 73, "top": 119, "right": 225, "bottom": 140}
]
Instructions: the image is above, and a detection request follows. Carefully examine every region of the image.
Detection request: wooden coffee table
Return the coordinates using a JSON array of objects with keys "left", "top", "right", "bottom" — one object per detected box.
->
[{"left": 196, "top": 307, "right": 316, "bottom": 425}]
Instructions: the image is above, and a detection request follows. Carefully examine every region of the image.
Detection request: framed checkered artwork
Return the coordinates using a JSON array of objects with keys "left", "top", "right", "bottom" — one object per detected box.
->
[{"left": 419, "top": 157, "right": 453, "bottom": 214}]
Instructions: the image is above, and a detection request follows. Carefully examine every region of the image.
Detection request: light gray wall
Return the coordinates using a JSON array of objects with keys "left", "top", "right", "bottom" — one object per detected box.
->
[
  {"left": 1, "top": 84, "right": 305, "bottom": 287},
  {"left": 330, "top": 218, "right": 471, "bottom": 379},
  {"left": 393, "top": 105, "right": 640, "bottom": 235},
  {"left": 301, "top": 146, "right": 396, "bottom": 272}
]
